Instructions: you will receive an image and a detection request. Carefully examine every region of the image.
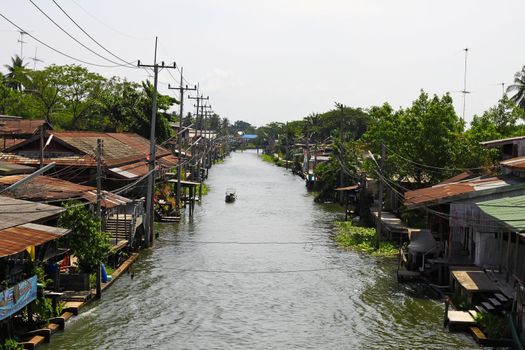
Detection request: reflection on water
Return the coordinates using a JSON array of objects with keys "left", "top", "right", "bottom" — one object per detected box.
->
[{"left": 44, "top": 151, "right": 476, "bottom": 350}]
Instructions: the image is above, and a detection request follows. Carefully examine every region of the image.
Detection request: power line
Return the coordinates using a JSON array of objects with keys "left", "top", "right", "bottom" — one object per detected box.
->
[
  {"left": 157, "top": 267, "right": 342, "bottom": 274},
  {"left": 51, "top": 0, "right": 137, "bottom": 68},
  {"left": 0, "top": 11, "right": 126, "bottom": 68},
  {"left": 29, "top": 0, "right": 134, "bottom": 69}
]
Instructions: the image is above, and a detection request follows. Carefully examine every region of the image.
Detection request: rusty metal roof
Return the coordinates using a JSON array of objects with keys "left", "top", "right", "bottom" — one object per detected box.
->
[
  {"left": 51, "top": 132, "right": 171, "bottom": 165},
  {"left": 109, "top": 155, "right": 178, "bottom": 179},
  {"left": 0, "top": 118, "right": 48, "bottom": 135},
  {"left": 0, "top": 175, "right": 130, "bottom": 208},
  {"left": 1, "top": 131, "right": 174, "bottom": 169},
  {"left": 404, "top": 177, "right": 525, "bottom": 208},
  {"left": 437, "top": 171, "right": 475, "bottom": 185},
  {"left": 0, "top": 223, "right": 69, "bottom": 258},
  {"left": 0, "top": 196, "right": 65, "bottom": 230}
]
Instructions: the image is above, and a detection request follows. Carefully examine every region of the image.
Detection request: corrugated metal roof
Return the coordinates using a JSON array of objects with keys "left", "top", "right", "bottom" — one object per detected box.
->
[
  {"left": 437, "top": 171, "right": 475, "bottom": 185},
  {"left": 0, "top": 196, "right": 65, "bottom": 231},
  {"left": 404, "top": 177, "right": 524, "bottom": 208},
  {"left": 1, "top": 132, "right": 173, "bottom": 168},
  {"left": 0, "top": 118, "right": 47, "bottom": 135},
  {"left": 476, "top": 195, "right": 525, "bottom": 232},
  {"left": 109, "top": 155, "right": 178, "bottom": 179},
  {"left": 500, "top": 156, "right": 525, "bottom": 170},
  {"left": 0, "top": 161, "right": 34, "bottom": 175},
  {"left": 480, "top": 136, "right": 525, "bottom": 147},
  {"left": 0, "top": 175, "right": 130, "bottom": 208},
  {"left": 0, "top": 223, "right": 68, "bottom": 258}
]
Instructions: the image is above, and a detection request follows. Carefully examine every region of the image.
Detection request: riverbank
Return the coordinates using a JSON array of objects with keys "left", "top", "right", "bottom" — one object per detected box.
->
[{"left": 22, "top": 253, "right": 140, "bottom": 349}]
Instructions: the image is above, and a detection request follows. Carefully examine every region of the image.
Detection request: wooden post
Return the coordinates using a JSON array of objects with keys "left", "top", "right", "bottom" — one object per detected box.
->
[
  {"left": 344, "top": 191, "right": 349, "bottom": 221},
  {"left": 39, "top": 124, "right": 44, "bottom": 169},
  {"left": 375, "top": 143, "right": 385, "bottom": 249},
  {"left": 95, "top": 138, "right": 103, "bottom": 300},
  {"left": 507, "top": 231, "right": 512, "bottom": 282}
]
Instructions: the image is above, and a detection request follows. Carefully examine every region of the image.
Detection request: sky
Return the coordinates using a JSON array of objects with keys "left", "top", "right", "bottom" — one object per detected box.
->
[{"left": 0, "top": 0, "right": 524, "bottom": 127}]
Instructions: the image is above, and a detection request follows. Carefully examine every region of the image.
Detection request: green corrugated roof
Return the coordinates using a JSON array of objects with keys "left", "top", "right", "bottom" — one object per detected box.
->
[{"left": 476, "top": 195, "right": 525, "bottom": 232}]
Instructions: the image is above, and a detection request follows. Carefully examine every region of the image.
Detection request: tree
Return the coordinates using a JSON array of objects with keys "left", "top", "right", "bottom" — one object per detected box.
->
[
  {"left": 507, "top": 65, "right": 525, "bottom": 109},
  {"left": 58, "top": 202, "right": 110, "bottom": 274},
  {"left": 4, "top": 55, "right": 28, "bottom": 91},
  {"left": 363, "top": 91, "right": 464, "bottom": 186}
]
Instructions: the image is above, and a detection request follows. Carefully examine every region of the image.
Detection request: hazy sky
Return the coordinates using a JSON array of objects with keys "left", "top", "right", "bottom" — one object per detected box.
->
[{"left": 1, "top": 0, "right": 524, "bottom": 126}]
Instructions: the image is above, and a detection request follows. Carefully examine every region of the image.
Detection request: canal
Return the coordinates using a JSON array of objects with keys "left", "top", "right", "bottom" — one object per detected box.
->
[{"left": 44, "top": 151, "right": 476, "bottom": 349}]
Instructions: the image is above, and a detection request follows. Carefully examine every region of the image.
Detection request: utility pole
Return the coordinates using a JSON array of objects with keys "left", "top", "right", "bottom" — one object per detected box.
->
[
  {"left": 461, "top": 48, "right": 470, "bottom": 122},
  {"left": 138, "top": 37, "right": 176, "bottom": 247},
  {"left": 188, "top": 93, "right": 208, "bottom": 199},
  {"left": 168, "top": 68, "right": 196, "bottom": 217},
  {"left": 95, "top": 138, "right": 103, "bottom": 299},
  {"left": 39, "top": 124, "right": 44, "bottom": 169},
  {"left": 375, "top": 143, "right": 385, "bottom": 250}
]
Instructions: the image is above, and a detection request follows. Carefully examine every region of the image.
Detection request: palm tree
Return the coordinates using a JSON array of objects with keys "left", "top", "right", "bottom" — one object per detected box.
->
[
  {"left": 4, "top": 55, "right": 28, "bottom": 91},
  {"left": 507, "top": 65, "right": 525, "bottom": 109}
]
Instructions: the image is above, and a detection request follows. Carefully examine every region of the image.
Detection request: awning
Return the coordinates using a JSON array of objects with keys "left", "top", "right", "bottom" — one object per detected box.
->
[{"left": 0, "top": 223, "right": 70, "bottom": 258}]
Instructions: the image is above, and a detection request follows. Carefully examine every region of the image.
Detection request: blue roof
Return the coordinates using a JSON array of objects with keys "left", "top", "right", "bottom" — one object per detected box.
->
[{"left": 241, "top": 134, "right": 257, "bottom": 139}]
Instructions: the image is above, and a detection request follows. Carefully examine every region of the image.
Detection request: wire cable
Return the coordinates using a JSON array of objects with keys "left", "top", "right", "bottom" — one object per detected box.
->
[
  {"left": 52, "top": 0, "right": 137, "bottom": 67},
  {"left": 29, "top": 0, "right": 136, "bottom": 69},
  {"left": 0, "top": 11, "right": 126, "bottom": 68}
]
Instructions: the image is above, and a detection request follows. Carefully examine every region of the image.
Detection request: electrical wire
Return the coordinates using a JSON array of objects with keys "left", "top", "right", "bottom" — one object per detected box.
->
[
  {"left": 383, "top": 144, "right": 489, "bottom": 172},
  {"left": 156, "top": 267, "right": 342, "bottom": 274},
  {"left": 51, "top": 0, "right": 138, "bottom": 68},
  {"left": 0, "top": 11, "right": 125, "bottom": 68},
  {"left": 29, "top": 0, "right": 136, "bottom": 69}
]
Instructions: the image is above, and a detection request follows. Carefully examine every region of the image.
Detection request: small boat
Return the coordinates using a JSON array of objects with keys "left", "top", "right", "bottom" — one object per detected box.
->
[{"left": 225, "top": 188, "right": 236, "bottom": 203}]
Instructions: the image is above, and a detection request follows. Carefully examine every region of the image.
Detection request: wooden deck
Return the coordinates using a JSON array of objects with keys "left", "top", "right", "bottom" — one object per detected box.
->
[
  {"left": 447, "top": 310, "right": 476, "bottom": 326},
  {"left": 451, "top": 270, "right": 500, "bottom": 293}
]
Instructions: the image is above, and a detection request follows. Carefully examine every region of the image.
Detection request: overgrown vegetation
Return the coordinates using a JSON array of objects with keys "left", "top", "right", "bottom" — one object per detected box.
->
[
  {"left": 260, "top": 154, "right": 276, "bottom": 163},
  {"left": 474, "top": 311, "right": 511, "bottom": 339},
  {"left": 334, "top": 221, "right": 398, "bottom": 257}
]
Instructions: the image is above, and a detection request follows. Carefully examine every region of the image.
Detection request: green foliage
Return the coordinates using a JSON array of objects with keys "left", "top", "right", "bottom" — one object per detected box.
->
[
  {"left": 33, "top": 297, "right": 63, "bottom": 324},
  {"left": 474, "top": 311, "right": 511, "bottom": 339},
  {"left": 334, "top": 221, "right": 397, "bottom": 256},
  {"left": 0, "top": 338, "right": 22, "bottom": 350},
  {"left": 363, "top": 91, "right": 465, "bottom": 186},
  {"left": 58, "top": 202, "right": 110, "bottom": 273},
  {"left": 201, "top": 183, "right": 210, "bottom": 196},
  {"left": 260, "top": 154, "right": 276, "bottom": 163},
  {"left": 449, "top": 292, "right": 470, "bottom": 310},
  {"left": 507, "top": 65, "right": 525, "bottom": 109}
]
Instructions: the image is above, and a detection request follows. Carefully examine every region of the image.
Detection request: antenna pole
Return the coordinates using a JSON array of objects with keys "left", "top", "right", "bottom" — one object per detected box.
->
[{"left": 461, "top": 48, "right": 469, "bottom": 122}]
